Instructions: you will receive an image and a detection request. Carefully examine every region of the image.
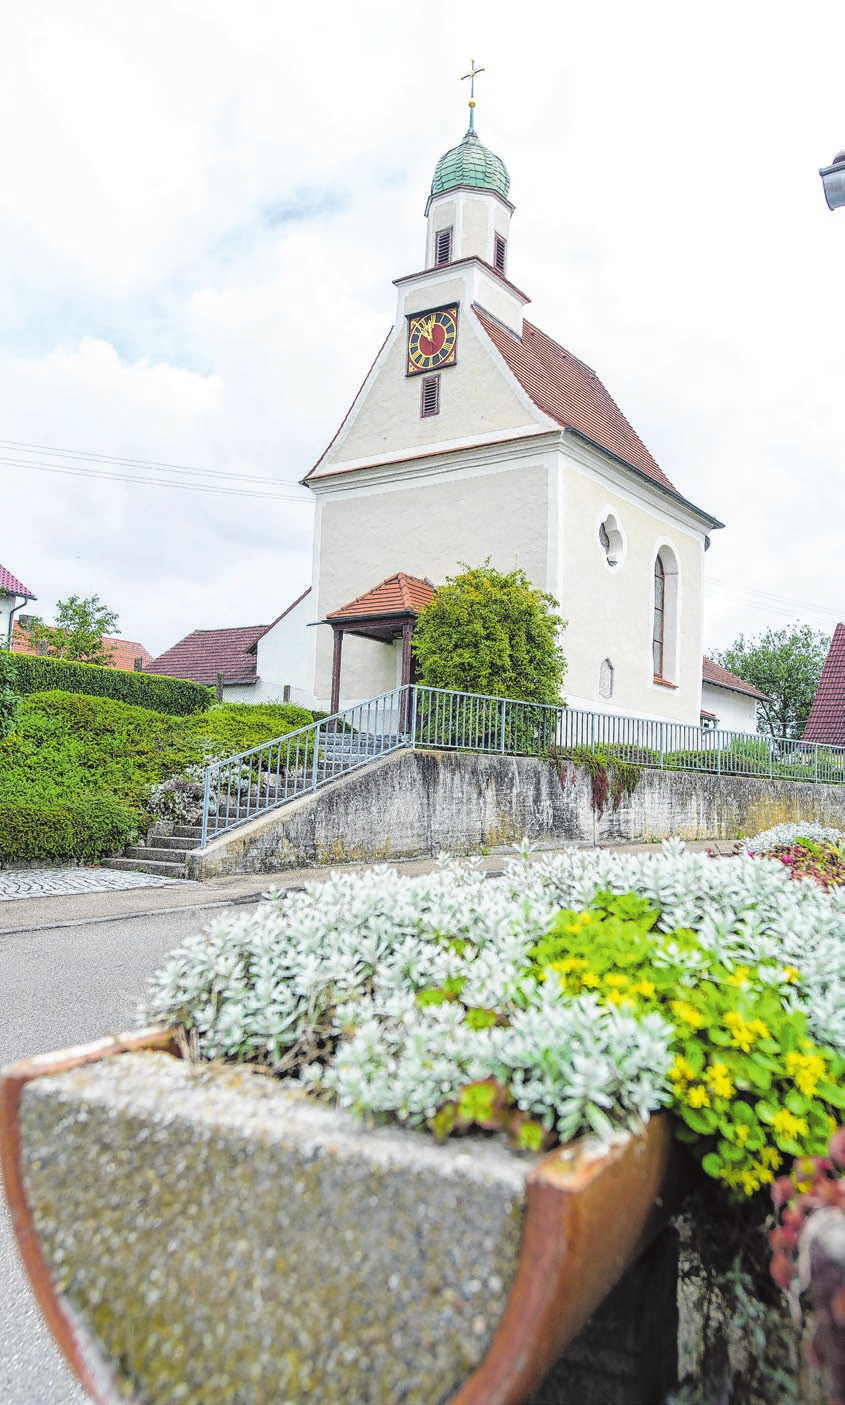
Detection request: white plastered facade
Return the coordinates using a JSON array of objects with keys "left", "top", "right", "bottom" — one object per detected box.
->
[
  {"left": 700, "top": 682, "right": 760, "bottom": 733},
  {"left": 270, "top": 151, "right": 720, "bottom": 721}
]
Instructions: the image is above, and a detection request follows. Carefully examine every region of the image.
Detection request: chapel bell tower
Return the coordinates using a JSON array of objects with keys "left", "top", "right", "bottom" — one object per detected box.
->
[{"left": 424, "top": 61, "right": 515, "bottom": 278}]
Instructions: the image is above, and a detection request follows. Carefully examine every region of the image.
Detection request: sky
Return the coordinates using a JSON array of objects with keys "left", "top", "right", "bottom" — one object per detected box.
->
[{"left": 2, "top": 0, "right": 844, "bottom": 661}]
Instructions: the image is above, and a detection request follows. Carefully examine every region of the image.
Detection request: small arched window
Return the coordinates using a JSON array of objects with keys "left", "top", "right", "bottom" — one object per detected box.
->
[{"left": 599, "top": 658, "right": 614, "bottom": 699}]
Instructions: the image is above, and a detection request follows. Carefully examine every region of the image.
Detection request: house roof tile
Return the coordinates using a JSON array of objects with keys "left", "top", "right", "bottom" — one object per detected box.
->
[
  {"left": 145, "top": 625, "right": 269, "bottom": 685},
  {"left": 701, "top": 656, "right": 769, "bottom": 701},
  {"left": 474, "top": 309, "right": 679, "bottom": 493},
  {"left": 0, "top": 563, "right": 36, "bottom": 598},
  {"left": 802, "top": 623, "right": 845, "bottom": 745},
  {"left": 11, "top": 627, "right": 150, "bottom": 671},
  {"left": 327, "top": 573, "right": 435, "bottom": 622}
]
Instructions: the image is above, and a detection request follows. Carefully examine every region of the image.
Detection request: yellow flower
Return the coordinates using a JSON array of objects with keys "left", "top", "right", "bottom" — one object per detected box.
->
[
  {"left": 726, "top": 966, "right": 751, "bottom": 987},
  {"left": 670, "top": 1055, "right": 696, "bottom": 1084},
  {"left": 671, "top": 1000, "right": 706, "bottom": 1030},
  {"left": 604, "top": 989, "right": 627, "bottom": 1006},
  {"left": 723, "top": 1011, "right": 759, "bottom": 1052},
  {"left": 750, "top": 1018, "right": 770, "bottom": 1041},
  {"left": 580, "top": 971, "right": 600, "bottom": 988},
  {"left": 686, "top": 1085, "right": 711, "bottom": 1109},
  {"left": 782, "top": 966, "right": 801, "bottom": 985},
  {"left": 604, "top": 972, "right": 629, "bottom": 988},
  {"left": 734, "top": 1124, "right": 750, "bottom": 1145},
  {"left": 785, "top": 1049, "right": 826, "bottom": 1097},
  {"left": 771, "top": 1109, "right": 809, "bottom": 1142},
  {"left": 632, "top": 979, "right": 656, "bottom": 998},
  {"left": 705, "top": 1062, "right": 734, "bottom": 1100},
  {"left": 760, "top": 1146, "right": 782, "bottom": 1171}
]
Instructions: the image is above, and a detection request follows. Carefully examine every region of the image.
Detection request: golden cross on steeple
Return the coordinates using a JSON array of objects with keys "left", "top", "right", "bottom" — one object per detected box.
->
[{"left": 461, "top": 59, "right": 486, "bottom": 134}]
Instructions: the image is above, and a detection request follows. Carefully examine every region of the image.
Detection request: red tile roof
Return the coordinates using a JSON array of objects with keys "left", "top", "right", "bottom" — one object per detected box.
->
[
  {"left": 0, "top": 563, "right": 36, "bottom": 598},
  {"left": 145, "top": 625, "right": 269, "bottom": 685},
  {"left": 802, "top": 623, "right": 845, "bottom": 745},
  {"left": 327, "top": 573, "right": 435, "bottom": 622},
  {"left": 702, "top": 656, "right": 769, "bottom": 701},
  {"left": 11, "top": 626, "right": 151, "bottom": 670},
  {"left": 474, "top": 310, "right": 678, "bottom": 493}
]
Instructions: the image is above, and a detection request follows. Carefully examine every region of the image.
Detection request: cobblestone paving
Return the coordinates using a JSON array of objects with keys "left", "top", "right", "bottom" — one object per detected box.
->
[{"left": 0, "top": 868, "right": 185, "bottom": 902}]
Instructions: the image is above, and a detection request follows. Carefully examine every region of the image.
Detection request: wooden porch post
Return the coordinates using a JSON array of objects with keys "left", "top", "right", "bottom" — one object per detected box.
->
[
  {"left": 330, "top": 628, "right": 343, "bottom": 726},
  {"left": 400, "top": 618, "right": 414, "bottom": 733}
]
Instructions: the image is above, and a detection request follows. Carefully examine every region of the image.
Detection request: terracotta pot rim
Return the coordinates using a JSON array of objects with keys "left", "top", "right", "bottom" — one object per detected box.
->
[{"left": 1, "top": 1026, "right": 682, "bottom": 1405}]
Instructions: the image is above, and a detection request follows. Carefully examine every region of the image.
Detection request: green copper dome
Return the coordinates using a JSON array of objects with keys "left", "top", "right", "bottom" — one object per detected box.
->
[{"left": 430, "top": 130, "right": 510, "bottom": 200}]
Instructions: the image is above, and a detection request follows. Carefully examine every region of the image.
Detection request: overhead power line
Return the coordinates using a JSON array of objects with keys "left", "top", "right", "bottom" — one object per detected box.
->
[
  {"left": 0, "top": 438, "right": 311, "bottom": 503},
  {"left": 705, "top": 575, "right": 844, "bottom": 624}
]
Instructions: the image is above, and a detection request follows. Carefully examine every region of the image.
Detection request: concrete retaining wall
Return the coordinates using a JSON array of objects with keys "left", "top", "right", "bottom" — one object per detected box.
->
[{"left": 188, "top": 749, "right": 845, "bottom": 880}]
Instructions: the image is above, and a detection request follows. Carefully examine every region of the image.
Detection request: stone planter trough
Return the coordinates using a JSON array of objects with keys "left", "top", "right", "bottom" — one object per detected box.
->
[{"left": 1, "top": 1027, "right": 685, "bottom": 1405}]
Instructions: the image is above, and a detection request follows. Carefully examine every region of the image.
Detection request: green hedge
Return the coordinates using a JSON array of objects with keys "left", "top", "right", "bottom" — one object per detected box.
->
[
  {"left": 9, "top": 654, "right": 212, "bottom": 716},
  {"left": 0, "top": 794, "right": 139, "bottom": 864}
]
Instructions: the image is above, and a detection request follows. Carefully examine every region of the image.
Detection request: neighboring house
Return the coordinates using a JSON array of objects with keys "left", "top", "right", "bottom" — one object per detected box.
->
[
  {"left": 11, "top": 621, "right": 152, "bottom": 672},
  {"left": 802, "top": 623, "right": 845, "bottom": 746},
  {"left": 263, "top": 108, "right": 723, "bottom": 717},
  {"left": 0, "top": 562, "right": 36, "bottom": 646},
  {"left": 700, "top": 657, "right": 770, "bottom": 733},
  {"left": 145, "top": 589, "right": 313, "bottom": 705}
]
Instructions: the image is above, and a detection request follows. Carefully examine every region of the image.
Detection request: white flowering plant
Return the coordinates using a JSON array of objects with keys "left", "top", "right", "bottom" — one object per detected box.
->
[{"left": 141, "top": 840, "right": 845, "bottom": 1196}]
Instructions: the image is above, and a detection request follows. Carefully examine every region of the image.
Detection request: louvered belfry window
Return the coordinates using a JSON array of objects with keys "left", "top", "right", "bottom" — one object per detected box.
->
[
  {"left": 421, "top": 376, "right": 440, "bottom": 417},
  {"left": 435, "top": 228, "right": 453, "bottom": 266},
  {"left": 494, "top": 234, "right": 507, "bottom": 274}
]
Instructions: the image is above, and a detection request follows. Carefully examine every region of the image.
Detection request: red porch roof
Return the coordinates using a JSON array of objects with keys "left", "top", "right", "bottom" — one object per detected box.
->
[{"left": 326, "top": 573, "right": 435, "bottom": 623}]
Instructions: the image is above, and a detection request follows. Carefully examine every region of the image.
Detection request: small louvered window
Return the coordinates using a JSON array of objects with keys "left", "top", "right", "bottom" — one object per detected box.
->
[
  {"left": 494, "top": 234, "right": 507, "bottom": 273},
  {"left": 435, "top": 228, "right": 453, "bottom": 266},
  {"left": 420, "top": 376, "right": 440, "bottom": 417}
]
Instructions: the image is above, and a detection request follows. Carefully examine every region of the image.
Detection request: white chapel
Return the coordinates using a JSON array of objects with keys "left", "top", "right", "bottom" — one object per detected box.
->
[{"left": 152, "top": 87, "right": 753, "bottom": 728}]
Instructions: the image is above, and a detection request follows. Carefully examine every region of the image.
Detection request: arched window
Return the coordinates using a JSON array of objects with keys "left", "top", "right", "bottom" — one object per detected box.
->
[
  {"left": 652, "top": 556, "right": 665, "bottom": 677},
  {"left": 652, "top": 547, "right": 679, "bottom": 683}
]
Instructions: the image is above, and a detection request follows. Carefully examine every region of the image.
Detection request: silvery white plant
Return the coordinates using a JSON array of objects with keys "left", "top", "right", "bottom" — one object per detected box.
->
[
  {"left": 141, "top": 842, "right": 845, "bottom": 1146},
  {"left": 742, "top": 822, "right": 845, "bottom": 854}
]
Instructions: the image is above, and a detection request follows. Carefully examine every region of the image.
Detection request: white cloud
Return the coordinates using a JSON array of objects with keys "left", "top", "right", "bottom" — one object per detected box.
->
[{"left": 1, "top": 0, "right": 844, "bottom": 664}]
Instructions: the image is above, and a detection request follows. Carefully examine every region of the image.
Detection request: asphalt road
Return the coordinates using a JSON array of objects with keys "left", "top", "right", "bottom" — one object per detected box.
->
[{"left": 0, "top": 906, "right": 218, "bottom": 1405}]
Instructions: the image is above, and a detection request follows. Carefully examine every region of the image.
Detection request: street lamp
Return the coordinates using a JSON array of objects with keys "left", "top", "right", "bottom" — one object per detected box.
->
[{"left": 820, "top": 150, "right": 845, "bottom": 210}]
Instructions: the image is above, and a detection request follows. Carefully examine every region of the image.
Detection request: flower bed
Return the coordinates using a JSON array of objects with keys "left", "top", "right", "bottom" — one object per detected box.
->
[{"left": 142, "top": 840, "right": 844, "bottom": 1201}]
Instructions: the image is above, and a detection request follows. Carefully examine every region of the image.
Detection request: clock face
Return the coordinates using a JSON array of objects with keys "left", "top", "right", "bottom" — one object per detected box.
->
[{"left": 406, "top": 304, "right": 458, "bottom": 376}]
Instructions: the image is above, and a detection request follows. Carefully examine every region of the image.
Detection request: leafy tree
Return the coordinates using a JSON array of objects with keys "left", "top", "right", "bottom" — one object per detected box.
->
[
  {"left": 25, "top": 594, "right": 119, "bottom": 666},
  {"left": 711, "top": 624, "right": 830, "bottom": 739},
  {"left": 413, "top": 562, "right": 566, "bottom": 704},
  {"left": 0, "top": 649, "right": 20, "bottom": 741}
]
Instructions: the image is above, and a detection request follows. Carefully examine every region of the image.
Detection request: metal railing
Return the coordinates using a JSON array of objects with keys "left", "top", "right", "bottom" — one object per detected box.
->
[
  {"left": 202, "top": 684, "right": 845, "bottom": 845},
  {"left": 201, "top": 687, "right": 411, "bottom": 846}
]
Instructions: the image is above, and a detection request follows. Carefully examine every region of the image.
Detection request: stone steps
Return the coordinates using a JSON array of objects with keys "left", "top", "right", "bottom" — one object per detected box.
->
[
  {"left": 101, "top": 823, "right": 209, "bottom": 880},
  {"left": 104, "top": 856, "right": 189, "bottom": 880}
]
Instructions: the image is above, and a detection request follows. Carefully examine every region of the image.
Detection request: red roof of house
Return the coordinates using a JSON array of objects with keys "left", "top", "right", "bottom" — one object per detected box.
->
[
  {"left": 11, "top": 625, "right": 151, "bottom": 671},
  {"left": 802, "top": 623, "right": 845, "bottom": 745},
  {"left": 701, "top": 656, "right": 769, "bottom": 702},
  {"left": 327, "top": 573, "right": 435, "bottom": 622},
  {"left": 0, "top": 563, "right": 36, "bottom": 598},
  {"left": 146, "top": 625, "right": 269, "bottom": 685},
  {"left": 145, "top": 588, "right": 312, "bottom": 686},
  {"left": 474, "top": 310, "right": 678, "bottom": 494}
]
